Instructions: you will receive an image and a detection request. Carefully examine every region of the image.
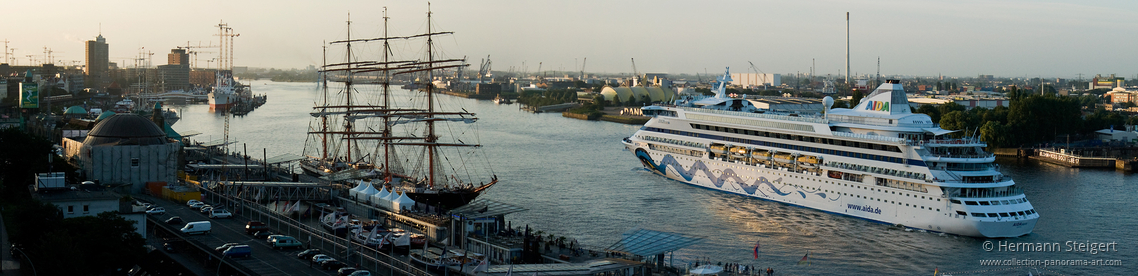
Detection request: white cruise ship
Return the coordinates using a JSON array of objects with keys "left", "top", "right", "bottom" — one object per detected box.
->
[{"left": 621, "top": 69, "right": 1037, "bottom": 238}]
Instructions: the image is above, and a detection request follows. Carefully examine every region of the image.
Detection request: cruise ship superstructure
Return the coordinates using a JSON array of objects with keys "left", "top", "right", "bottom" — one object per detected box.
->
[{"left": 621, "top": 68, "right": 1037, "bottom": 238}]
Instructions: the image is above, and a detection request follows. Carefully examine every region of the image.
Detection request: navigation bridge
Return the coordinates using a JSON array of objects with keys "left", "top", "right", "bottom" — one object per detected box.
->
[{"left": 202, "top": 181, "right": 333, "bottom": 202}]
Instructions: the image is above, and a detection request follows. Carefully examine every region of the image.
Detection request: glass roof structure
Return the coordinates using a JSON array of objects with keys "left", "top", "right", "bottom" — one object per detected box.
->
[{"left": 605, "top": 228, "right": 705, "bottom": 257}]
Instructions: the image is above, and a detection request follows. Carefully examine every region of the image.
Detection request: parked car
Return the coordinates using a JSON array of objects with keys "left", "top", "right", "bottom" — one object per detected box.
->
[
  {"left": 164, "top": 216, "right": 184, "bottom": 225},
  {"left": 199, "top": 205, "right": 214, "bottom": 214},
  {"left": 180, "top": 221, "right": 211, "bottom": 235},
  {"left": 215, "top": 243, "right": 241, "bottom": 252},
  {"left": 223, "top": 245, "right": 252, "bottom": 258},
  {"left": 266, "top": 234, "right": 286, "bottom": 243},
  {"left": 209, "top": 209, "right": 232, "bottom": 219},
  {"left": 163, "top": 242, "right": 177, "bottom": 252},
  {"left": 270, "top": 236, "right": 303, "bottom": 249},
  {"left": 321, "top": 259, "right": 348, "bottom": 271},
  {"left": 186, "top": 199, "right": 202, "bottom": 207},
  {"left": 145, "top": 207, "right": 166, "bottom": 215},
  {"left": 348, "top": 271, "right": 372, "bottom": 276},
  {"left": 189, "top": 202, "right": 205, "bottom": 209},
  {"left": 311, "top": 254, "right": 333, "bottom": 264},
  {"left": 245, "top": 221, "right": 268, "bottom": 234},
  {"left": 337, "top": 267, "right": 358, "bottom": 276},
  {"left": 253, "top": 231, "right": 274, "bottom": 239},
  {"left": 297, "top": 249, "right": 322, "bottom": 260}
]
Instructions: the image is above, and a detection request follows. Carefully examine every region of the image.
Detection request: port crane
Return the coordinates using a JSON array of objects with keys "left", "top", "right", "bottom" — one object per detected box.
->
[
  {"left": 478, "top": 55, "right": 491, "bottom": 83},
  {"left": 579, "top": 57, "right": 586, "bottom": 80},
  {"left": 747, "top": 61, "right": 768, "bottom": 89}
]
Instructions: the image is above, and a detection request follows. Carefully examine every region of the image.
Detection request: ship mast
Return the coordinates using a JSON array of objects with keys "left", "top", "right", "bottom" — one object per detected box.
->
[
  {"left": 321, "top": 43, "right": 329, "bottom": 160},
  {"left": 345, "top": 12, "right": 355, "bottom": 163},
  {"left": 382, "top": 7, "right": 392, "bottom": 178},
  {"left": 426, "top": 3, "right": 437, "bottom": 189}
]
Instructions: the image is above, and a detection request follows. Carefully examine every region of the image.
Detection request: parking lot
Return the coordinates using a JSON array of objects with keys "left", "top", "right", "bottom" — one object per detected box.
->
[{"left": 144, "top": 196, "right": 341, "bottom": 276}]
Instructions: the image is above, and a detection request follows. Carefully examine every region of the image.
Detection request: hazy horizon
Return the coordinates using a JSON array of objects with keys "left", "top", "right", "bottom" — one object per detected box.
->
[{"left": 7, "top": 0, "right": 1138, "bottom": 79}]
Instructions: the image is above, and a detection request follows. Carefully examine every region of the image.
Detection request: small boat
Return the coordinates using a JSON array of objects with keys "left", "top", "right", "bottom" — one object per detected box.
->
[
  {"left": 386, "top": 229, "right": 427, "bottom": 247},
  {"left": 350, "top": 228, "right": 391, "bottom": 249},
  {"left": 494, "top": 94, "right": 510, "bottom": 104},
  {"left": 408, "top": 249, "right": 447, "bottom": 269}
]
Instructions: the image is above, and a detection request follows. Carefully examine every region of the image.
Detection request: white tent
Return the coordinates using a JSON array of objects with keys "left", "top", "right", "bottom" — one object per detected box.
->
[
  {"left": 349, "top": 180, "right": 367, "bottom": 199},
  {"left": 359, "top": 182, "right": 381, "bottom": 203},
  {"left": 689, "top": 266, "right": 723, "bottom": 275},
  {"left": 380, "top": 189, "right": 397, "bottom": 210},
  {"left": 392, "top": 191, "right": 417, "bottom": 211},
  {"left": 372, "top": 187, "right": 391, "bottom": 209}
]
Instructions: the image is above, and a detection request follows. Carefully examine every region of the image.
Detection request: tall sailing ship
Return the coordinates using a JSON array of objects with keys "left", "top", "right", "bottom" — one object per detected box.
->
[
  {"left": 622, "top": 68, "right": 1037, "bottom": 238},
  {"left": 303, "top": 7, "right": 497, "bottom": 210}
]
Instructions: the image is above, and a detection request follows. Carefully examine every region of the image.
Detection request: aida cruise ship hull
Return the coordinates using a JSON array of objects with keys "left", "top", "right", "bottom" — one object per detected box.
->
[
  {"left": 621, "top": 70, "right": 1037, "bottom": 238},
  {"left": 623, "top": 141, "right": 1037, "bottom": 237}
]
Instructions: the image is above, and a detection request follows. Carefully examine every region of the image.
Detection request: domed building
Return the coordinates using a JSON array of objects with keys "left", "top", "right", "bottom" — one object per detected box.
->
[
  {"left": 61, "top": 114, "right": 180, "bottom": 193},
  {"left": 599, "top": 86, "right": 677, "bottom": 104}
]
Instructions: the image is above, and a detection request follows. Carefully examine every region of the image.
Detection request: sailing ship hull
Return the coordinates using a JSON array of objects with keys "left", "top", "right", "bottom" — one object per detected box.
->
[{"left": 405, "top": 190, "right": 481, "bottom": 210}]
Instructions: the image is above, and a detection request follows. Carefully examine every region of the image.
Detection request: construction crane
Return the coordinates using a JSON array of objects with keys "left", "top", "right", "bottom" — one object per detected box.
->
[
  {"left": 747, "top": 61, "right": 768, "bottom": 89},
  {"left": 536, "top": 62, "right": 542, "bottom": 80},
  {"left": 579, "top": 57, "right": 586, "bottom": 80}
]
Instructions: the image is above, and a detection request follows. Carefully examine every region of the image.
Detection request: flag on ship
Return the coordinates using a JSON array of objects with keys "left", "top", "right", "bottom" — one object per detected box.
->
[
  {"left": 797, "top": 251, "right": 810, "bottom": 266},
  {"left": 472, "top": 258, "right": 489, "bottom": 272}
]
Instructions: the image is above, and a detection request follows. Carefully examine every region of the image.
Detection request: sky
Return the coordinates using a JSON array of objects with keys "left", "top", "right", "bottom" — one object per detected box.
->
[{"left": 6, "top": 0, "right": 1138, "bottom": 79}]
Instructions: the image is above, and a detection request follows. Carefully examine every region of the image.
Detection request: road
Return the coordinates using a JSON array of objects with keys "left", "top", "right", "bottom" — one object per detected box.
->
[{"left": 143, "top": 195, "right": 346, "bottom": 276}]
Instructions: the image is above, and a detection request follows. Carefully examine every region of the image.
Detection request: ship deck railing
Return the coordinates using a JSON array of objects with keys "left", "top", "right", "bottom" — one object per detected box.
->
[
  {"left": 673, "top": 106, "right": 829, "bottom": 124},
  {"left": 831, "top": 131, "right": 908, "bottom": 144},
  {"left": 915, "top": 138, "right": 987, "bottom": 146}
]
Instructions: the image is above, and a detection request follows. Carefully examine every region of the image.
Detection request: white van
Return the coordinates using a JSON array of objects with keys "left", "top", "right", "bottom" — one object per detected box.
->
[{"left": 181, "top": 221, "right": 212, "bottom": 235}]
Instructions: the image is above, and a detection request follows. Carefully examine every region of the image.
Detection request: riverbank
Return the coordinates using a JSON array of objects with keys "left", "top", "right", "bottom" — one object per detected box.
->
[{"left": 561, "top": 108, "right": 649, "bottom": 125}]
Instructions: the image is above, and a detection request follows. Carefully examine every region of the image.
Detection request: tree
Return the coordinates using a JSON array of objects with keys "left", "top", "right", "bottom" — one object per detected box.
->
[
  {"left": 612, "top": 95, "right": 622, "bottom": 107},
  {"left": 917, "top": 104, "right": 941, "bottom": 123},
  {"left": 850, "top": 90, "right": 864, "bottom": 107},
  {"left": 939, "top": 110, "right": 972, "bottom": 135},
  {"left": 831, "top": 99, "right": 849, "bottom": 109},
  {"left": 980, "top": 121, "right": 1010, "bottom": 148}
]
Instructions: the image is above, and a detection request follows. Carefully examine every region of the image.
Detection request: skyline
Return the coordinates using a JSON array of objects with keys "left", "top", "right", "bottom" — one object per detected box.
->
[{"left": 6, "top": 0, "right": 1138, "bottom": 79}]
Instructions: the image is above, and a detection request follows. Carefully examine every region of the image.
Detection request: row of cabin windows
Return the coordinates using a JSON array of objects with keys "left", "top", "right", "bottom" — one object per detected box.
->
[
  {"left": 956, "top": 209, "right": 1036, "bottom": 218},
  {"left": 648, "top": 143, "right": 703, "bottom": 157},
  {"left": 640, "top": 135, "right": 706, "bottom": 149},
  {"left": 949, "top": 198, "right": 1028, "bottom": 206},
  {"left": 689, "top": 123, "right": 903, "bottom": 153}
]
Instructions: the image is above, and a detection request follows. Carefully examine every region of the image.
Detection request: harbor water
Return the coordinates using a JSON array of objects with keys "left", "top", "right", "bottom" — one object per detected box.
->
[{"left": 173, "top": 81, "right": 1134, "bottom": 275}]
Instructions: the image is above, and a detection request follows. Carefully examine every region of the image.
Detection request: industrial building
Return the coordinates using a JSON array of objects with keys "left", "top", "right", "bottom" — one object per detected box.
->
[
  {"left": 60, "top": 114, "right": 181, "bottom": 194},
  {"left": 730, "top": 73, "right": 781, "bottom": 87}
]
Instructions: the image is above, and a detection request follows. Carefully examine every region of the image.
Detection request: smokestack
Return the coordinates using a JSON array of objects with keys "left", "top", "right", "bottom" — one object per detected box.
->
[{"left": 846, "top": 12, "right": 850, "bottom": 85}]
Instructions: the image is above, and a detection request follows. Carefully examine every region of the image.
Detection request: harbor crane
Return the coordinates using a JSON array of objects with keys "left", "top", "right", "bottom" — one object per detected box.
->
[
  {"left": 579, "top": 57, "right": 586, "bottom": 80},
  {"left": 747, "top": 61, "right": 768, "bottom": 89},
  {"left": 478, "top": 55, "right": 491, "bottom": 83}
]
